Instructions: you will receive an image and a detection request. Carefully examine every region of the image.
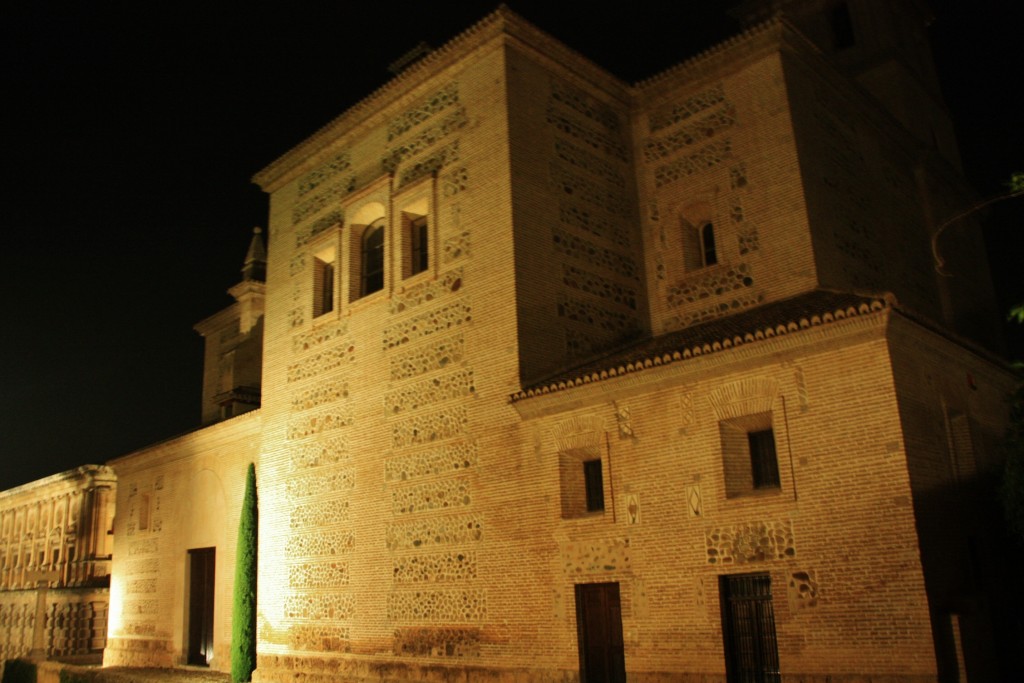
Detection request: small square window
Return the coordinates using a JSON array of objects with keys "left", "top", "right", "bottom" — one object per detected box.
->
[{"left": 720, "top": 412, "right": 781, "bottom": 498}]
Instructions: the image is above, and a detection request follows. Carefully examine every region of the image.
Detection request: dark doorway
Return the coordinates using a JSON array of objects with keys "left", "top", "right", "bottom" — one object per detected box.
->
[
  {"left": 575, "top": 582, "right": 626, "bottom": 683},
  {"left": 720, "top": 573, "right": 780, "bottom": 683},
  {"left": 187, "top": 547, "right": 216, "bottom": 666}
]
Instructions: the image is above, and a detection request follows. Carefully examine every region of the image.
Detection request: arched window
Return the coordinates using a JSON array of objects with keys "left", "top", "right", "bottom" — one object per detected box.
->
[
  {"left": 361, "top": 218, "right": 385, "bottom": 297},
  {"left": 681, "top": 218, "right": 718, "bottom": 272}
]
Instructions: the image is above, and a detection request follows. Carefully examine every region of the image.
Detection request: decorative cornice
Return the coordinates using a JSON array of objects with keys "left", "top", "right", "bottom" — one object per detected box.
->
[{"left": 510, "top": 292, "right": 891, "bottom": 404}]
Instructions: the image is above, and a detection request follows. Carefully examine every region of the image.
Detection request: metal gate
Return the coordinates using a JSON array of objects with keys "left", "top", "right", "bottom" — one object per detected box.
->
[{"left": 720, "top": 573, "right": 780, "bottom": 683}]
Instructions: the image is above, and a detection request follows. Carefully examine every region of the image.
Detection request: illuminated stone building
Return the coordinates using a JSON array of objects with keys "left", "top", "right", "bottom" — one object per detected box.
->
[
  {"left": 16, "top": 1, "right": 1020, "bottom": 681},
  {"left": 0, "top": 465, "right": 115, "bottom": 663}
]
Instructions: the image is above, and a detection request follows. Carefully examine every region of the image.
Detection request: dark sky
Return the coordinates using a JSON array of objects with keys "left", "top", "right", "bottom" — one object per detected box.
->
[{"left": 1, "top": 1, "right": 1021, "bottom": 491}]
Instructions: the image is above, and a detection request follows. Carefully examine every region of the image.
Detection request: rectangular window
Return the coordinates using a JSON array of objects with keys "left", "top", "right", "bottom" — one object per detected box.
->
[
  {"left": 720, "top": 413, "right": 781, "bottom": 498},
  {"left": 314, "top": 256, "right": 335, "bottom": 316},
  {"left": 748, "top": 430, "right": 780, "bottom": 489},
  {"left": 410, "top": 215, "right": 429, "bottom": 275},
  {"left": 584, "top": 459, "right": 605, "bottom": 512},
  {"left": 559, "top": 447, "right": 607, "bottom": 519},
  {"left": 720, "top": 573, "right": 781, "bottom": 683}
]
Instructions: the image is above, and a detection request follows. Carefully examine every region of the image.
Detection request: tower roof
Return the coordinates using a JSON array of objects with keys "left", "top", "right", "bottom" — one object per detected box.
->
[{"left": 242, "top": 226, "right": 267, "bottom": 282}]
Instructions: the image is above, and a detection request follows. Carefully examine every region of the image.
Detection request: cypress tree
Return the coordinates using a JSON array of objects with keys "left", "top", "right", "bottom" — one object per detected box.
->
[{"left": 231, "top": 463, "right": 258, "bottom": 682}]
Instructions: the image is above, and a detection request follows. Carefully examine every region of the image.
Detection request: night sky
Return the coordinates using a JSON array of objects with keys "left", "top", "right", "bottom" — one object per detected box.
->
[{"left": 2, "top": 1, "right": 1021, "bottom": 491}]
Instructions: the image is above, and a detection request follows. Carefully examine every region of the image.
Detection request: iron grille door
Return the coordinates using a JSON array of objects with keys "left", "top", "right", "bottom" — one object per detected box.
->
[{"left": 720, "top": 573, "right": 780, "bottom": 683}]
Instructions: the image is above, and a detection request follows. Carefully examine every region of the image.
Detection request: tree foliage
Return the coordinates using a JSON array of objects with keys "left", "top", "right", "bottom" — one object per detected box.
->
[{"left": 231, "top": 463, "right": 258, "bottom": 682}]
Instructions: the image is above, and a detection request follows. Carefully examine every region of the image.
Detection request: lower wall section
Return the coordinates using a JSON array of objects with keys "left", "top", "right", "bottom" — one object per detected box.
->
[
  {"left": 102, "top": 636, "right": 176, "bottom": 668},
  {"left": 252, "top": 655, "right": 941, "bottom": 683},
  {"left": 0, "top": 587, "right": 108, "bottom": 662}
]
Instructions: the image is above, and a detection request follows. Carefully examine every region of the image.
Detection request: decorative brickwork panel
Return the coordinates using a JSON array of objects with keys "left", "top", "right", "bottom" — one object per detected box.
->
[
  {"left": 787, "top": 569, "right": 820, "bottom": 610},
  {"left": 389, "top": 334, "right": 465, "bottom": 381},
  {"left": 557, "top": 296, "right": 637, "bottom": 333},
  {"left": 391, "top": 406, "right": 468, "bottom": 448},
  {"left": 286, "top": 469, "right": 355, "bottom": 499},
  {"left": 286, "top": 530, "right": 355, "bottom": 558},
  {"left": 392, "top": 551, "right": 477, "bottom": 584},
  {"left": 559, "top": 201, "right": 631, "bottom": 248},
  {"left": 666, "top": 263, "right": 754, "bottom": 308},
  {"left": 649, "top": 83, "right": 726, "bottom": 132},
  {"left": 290, "top": 498, "right": 350, "bottom": 529},
  {"left": 295, "top": 211, "right": 342, "bottom": 249},
  {"left": 666, "top": 292, "right": 764, "bottom": 330},
  {"left": 385, "top": 515, "right": 483, "bottom": 550},
  {"left": 384, "top": 441, "right": 478, "bottom": 482},
  {"left": 382, "top": 300, "right": 472, "bottom": 350},
  {"left": 283, "top": 593, "right": 355, "bottom": 621},
  {"left": 387, "top": 589, "right": 486, "bottom": 622},
  {"left": 561, "top": 538, "right": 631, "bottom": 574},
  {"left": 289, "top": 624, "right": 351, "bottom": 653},
  {"left": 393, "top": 627, "right": 481, "bottom": 657},
  {"left": 738, "top": 224, "right": 760, "bottom": 255},
  {"left": 126, "top": 558, "right": 159, "bottom": 574},
  {"left": 643, "top": 104, "right": 736, "bottom": 162},
  {"left": 289, "top": 253, "right": 307, "bottom": 277},
  {"left": 442, "top": 167, "right": 469, "bottom": 197},
  {"left": 390, "top": 269, "right": 464, "bottom": 315},
  {"left": 730, "top": 163, "right": 748, "bottom": 189},
  {"left": 705, "top": 520, "right": 796, "bottom": 564},
  {"left": 286, "top": 409, "right": 353, "bottom": 440},
  {"left": 292, "top": 176, "right": 356, "bottom": 224},
  {"left": 298, "top": 151, "right": 352, "bottom": 197},
  {"left": 550, "top": 166, "right": 629, "bottom": 216},
  {"left": 399, "top": 140, "right": 461, "bottom": 187},
  {"left": 653, "top": 139, "right": 732, "bottom": 187},
  {"left": 442, "top": 231, "right": 471, "bottom": 262},
  {"left": 292, "top": 320, "right": 349, "bottom": 354},
  {"left": 562, "top": 264, "right": 637, "bottom": 309},
  {"left": 550, "top": 79, "right": 620, "bottom": 131},
  {"left": 291, "top": 436, "right": 349, "bottom": 470},
  {"left": 286, "top": 344, "right": 356, "bottom": 383},
  {"left": 388, "top": 82, "right": 460, "bottom": 141},
  {"left": 554, "top": 139, "right": 625, "bottom": 187},
  {"left": 552, "top": 229, "right": 638, "bottom": 279},
  {"left": 126, "top": 578, "right": 156, "bottom": 594},
  {"left": 122, "top": 599, "right": 158, "bottom": 615},
  {"left": 545, "top": 111, "right": 627, "bottom": 161},
  {"left": 289, "top": 562, "right": 350, "bottom": 589},
  {"left": 128, "top": 539, "right": 157, "bottom": 556},
  {"left": 384, "top": 370, "right": 475, "bottom": 415},
  {"left": 391, "top": 477, "right": 471, "bottom": 515},
  {"left": 383, "top": 111, "right": 466, "bottom": 173},
  {"left": 566, "top": 329, "right": 599, "bottom": 358},
  {"left": 290, "top": 379, "right": 349, "bottom": 412}
]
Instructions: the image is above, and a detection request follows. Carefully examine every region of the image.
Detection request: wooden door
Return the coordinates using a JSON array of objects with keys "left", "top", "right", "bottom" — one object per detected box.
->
[
  {"left": 575, "top": 582, "right": 626, "bottom": 683},
  {"left": 187, "top": 547, "right": 215, "bottom": 666}
]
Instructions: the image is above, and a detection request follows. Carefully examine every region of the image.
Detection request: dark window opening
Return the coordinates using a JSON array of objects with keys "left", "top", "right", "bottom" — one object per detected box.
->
[
  {"left": 314, "top": 256, "right": 335, "bottom": 316},
  {"left": 748, "top": 429, "right": 780, "bottom": 489},
  {"left": 830, "top": 2, "right": 856, "bottom": 50},
  {"left": 701, "top": 222, "right": 717, "bottom": 266},
  {"left": 410, "top": 215, "right": 429, "bottom": 275},
  {"left": 584, "top": 459, "right": 605, "bottom": 512},
  {"left": 361, "top": 220, "right": 385, "bottom": 297}
]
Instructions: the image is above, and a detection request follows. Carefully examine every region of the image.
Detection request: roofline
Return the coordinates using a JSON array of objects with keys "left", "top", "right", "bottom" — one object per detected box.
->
[{"left": 510, "top": 295, "right": 892, "bottom": 403}]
